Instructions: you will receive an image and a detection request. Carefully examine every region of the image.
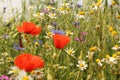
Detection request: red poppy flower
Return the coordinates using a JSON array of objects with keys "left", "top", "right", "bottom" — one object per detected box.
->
[
  {"left": 53, "top": 34, "right": 70, "bottom": 49},
  {"left": 17, "top": 22, "right": 42, "bottom": 36},
  {"left": 14, "top": 53, "right": 45, "bottom": 72}
]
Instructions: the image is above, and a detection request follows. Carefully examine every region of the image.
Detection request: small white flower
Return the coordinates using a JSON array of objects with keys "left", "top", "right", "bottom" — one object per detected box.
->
[
  {"left": 48, "top": 13, "right": 57, "bottom": 19},
  {"left": 92, "top": 5, "right": 98, "bottom": 10},
  {"left": 31, "top": 69, "right": 44, "bottom": 80},
  {"left": 59, "top": 66, "right": 67, "bottom": 70},
  {"left": 96, "top": 59, "right": 103, "bottom": 66},
  {"left": 86, "top": 51, "right": 94, "bottom": 59},
  {"left": 1, "top": 52, "right": 8, "bottom": 56},
  {"left": 46, "top": 25, "right": 54, "bottom": 30},
  {"left": 33, "top": 12, "right": 44, "bottom": 19},
  {"left": 65, "top": 47, "right": 75, "bottom": 55},
  {"left": 46, "top": 5, "right": 56, "bottom": 10},
  {"left": 111, "top": 45, "right": 120, "bottom": 50},
  {"left": 15, "top": 70, "right": 33, "bottom": 80},
  {"left": 105, "top": 56, "right": 117, "bottom": 67},
  {"left": 75, "top": 14, "right": 85, "bottom": 19},
  {"left": 66, "top": 30, "right": 74, "bottom": 36},
  {"left": 8, "top": 66, "right": 20, "bottom": 74},
  {"left": 76, "top": 60, "right": 88, "bottom": 71},
  {"left": 61, "top": 3, "right": 70, "bottom": 7},
  {"left": 43, "top": 31, "right": 53, "bottom": 39}
]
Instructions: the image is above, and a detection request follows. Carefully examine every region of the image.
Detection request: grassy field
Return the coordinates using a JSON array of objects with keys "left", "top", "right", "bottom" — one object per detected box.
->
[{"left": 0, "top": 0, "right": 120, "bottom": 80}]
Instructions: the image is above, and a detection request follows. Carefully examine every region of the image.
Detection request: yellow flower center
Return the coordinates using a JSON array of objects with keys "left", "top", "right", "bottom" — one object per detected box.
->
[
  {"left": 108, "top": 26, "right": 113, "bottom": 32},
  {"left": 36, "top": 12, "right": 40, "bottom": 16},
  {"left": 47, "top": 5, "right": 52, "bottom": 9},
  {"left": 111, "top": 31, "right": 117, "bottom": 36},
  {"left": 117, "top": 52, "right": 120, "bottom": 55},
  {"left": 60, "top": 7, "right": 65, "bottom": 11},
  {"left": 80, "top": 64, "right": 84, "bottom": 67},
  {"left": 23, "top": 76, "right": 29, "bottom": 80},
  {"left": 114, "top": 45, "right": 119, "bottom": 48},
  {"left": 35, "top": 42, "right": 39, "bottom": 46},
  {"left": 31, "top": 71, "right": 35, "bottom": 75},
  {"left": 112, "top": 54, "right": 117, "bottom": 58},
  {"left": 90, "top": 46, "right": 97, "bottom": 51},
  {"left": 68, "top": 50, "right": 73, "bottom": 54},
  {"left": 96, "top": 59, "right": 100, "bottom": 63},
  {"left": 90, "top": 10, "right": 94, "bottom": 14},
  {"left": 106, "top": 54, "right": 110, "bottom": 59},
  {"left": 47, "top": 32, "right": 52, "bottom": 37},
  {"left": 78, "top": 11, "right": 85, "bottom": 15},
  {"left": 117, "top": 15, "right": 120, "bottom": 19},
  {"left": 112, "top": 1, "right": 116, "bottom": 6},
  {"left": 66, "top": 8, "right": 70, "bottom": 11}
]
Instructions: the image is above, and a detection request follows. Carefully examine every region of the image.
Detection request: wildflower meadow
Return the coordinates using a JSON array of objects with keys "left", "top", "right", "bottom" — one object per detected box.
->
[{"left": 0, "top": 0, "right": 120, "bottom": 80}]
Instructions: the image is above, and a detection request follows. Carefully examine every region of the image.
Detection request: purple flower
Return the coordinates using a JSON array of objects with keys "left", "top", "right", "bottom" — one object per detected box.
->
[
  {"left": 51, "top": 29, "right": 65, "bottom": 35},
  {"left": 13, "top": 44, "right": 25, "bottom": 50},
  {"left": 80, "top": 32, "right": 88, "bottom": 36},
  {"left": 77, "top": 4, "right": 82, "bottom": 8},
  {"left": 0, "top": 75, "right": 9, "bottom": 80},
  {"left": 73, "top": 22, "right": 80, "bottom": 26},
  {"left": 74, "top": 37, "right": 85, "bottom": 42},
  {"left": 52, "top": 22, "right": 57, "bottom": 27},
  {"left": 43, "top": 9, "right": 49, "bottom": 14},
  {"left": 73, "top": 22, "right": 80, "bottom": 28},
  {"left": 74, "top": 37, "right": 80, "bottom": 41}
]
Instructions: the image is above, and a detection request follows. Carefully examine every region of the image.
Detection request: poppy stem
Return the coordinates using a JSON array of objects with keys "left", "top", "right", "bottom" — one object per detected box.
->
[{"left": 19, "top": 33, "right": 23, "bottom": 48}]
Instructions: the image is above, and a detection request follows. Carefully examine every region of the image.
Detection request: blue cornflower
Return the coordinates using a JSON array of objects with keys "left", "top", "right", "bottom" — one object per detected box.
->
[
  {"left": 52, "top": 22, "right": 57, "bottom": 27},
  {"left": 51, "top": 29, "right": 65, "bottom": 35},
  {"left": 13, "top": 44, "right": 25, "bottom": 50}
]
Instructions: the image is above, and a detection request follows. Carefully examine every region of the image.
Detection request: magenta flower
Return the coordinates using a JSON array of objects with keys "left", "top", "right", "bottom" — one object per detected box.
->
[{"left": 0, "top": 75, "right": 9, "bottom": 80}]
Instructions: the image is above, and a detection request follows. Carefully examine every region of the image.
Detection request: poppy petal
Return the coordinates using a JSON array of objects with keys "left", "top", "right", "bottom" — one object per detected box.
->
[
  {"left": 30, "top": 27, "right": 42, "bottom": 36},
  {"left": 14, "top": 53, "right": 33, "bottom": 70},
  {"left": 24, "top": 62, "right": 35, "bottom": 72},
  {"left": 31, "top": 56, "right": 45, "bottom": 69},
  {"left": 22, "top": 22, "right": 36, "bottom": 33},
  {"left": 53, "top": 34, "right": 70, "bottom": 49},
  {"left": 17, "top": 26, "right": 24, "bottom": 32}
]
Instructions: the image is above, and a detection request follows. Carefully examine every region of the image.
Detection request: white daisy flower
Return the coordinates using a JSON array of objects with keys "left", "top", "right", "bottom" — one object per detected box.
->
[
  {"left": 76, "top": 60, "right": 88, "bottom": 71},
  {"left": 111, "top": 45, "right": 120, "bottom": 51},
  {"left": 15, "top": 70, "right": 33, "bottom": 80},
  {"left": 33, "top": 12, "right": 44, "bottom": 19},
  {"left": 8, "top": 66, "right": 20, "bottom": 74},
  {"left": 48, "top": 13, "right": 57, "bottom": 19},
  {"left": 65, "top": 47, "right": 75, "bottom": 55}
]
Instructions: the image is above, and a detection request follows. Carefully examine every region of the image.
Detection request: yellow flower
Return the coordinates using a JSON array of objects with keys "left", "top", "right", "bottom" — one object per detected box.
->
[
  {"left": 90, "top": 46, "right": 97, "bottom": 52},
  {"left": 106, "top": 54, "right": 110, "bottom": 59},
  {"left": 23, "top": 76, "right": 29, "bottom": 80},
  {"left": 35, "top": 42, "right": 39, "bottom": 46},
  {"left": 78, "top": 11, "right": 85, "bottom": 15},
  {"left": 66, "top": 30, "right": 73, "bottom": 36},
  {"left": 96, "top": 2, "right": 101, "bottom": 7},
  {"left": 108, "top": 26, "right": 113, "bottom": 32},
  {"left": 112, "top": 53, "right": 117, "bottom": 58},
  {"left": 116, "top": 15, "right": 120, "bottom": 19},
  {"left": 60, "top": 7, "right": 65, "bottom": 11},
  {"left": 66, "top": 7, "right": 71, "bottom": 11},
  {"left": 111, "top": 31, "right": 117, "bottom": 36},
  {"left": 117, "top": 52, "right": 120, "bottom": 55},
  {"left": 90, "top": 10, "right": 94, "bottom": 14},
  {"left": 65, "top": 48, "right": 75, "bottom": 55},
  {"left": 96, "top": 58, "right": 100, "bottom": 63},
  {"left": 112, "top": 0, "right": 116, "bottom": 6}
]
